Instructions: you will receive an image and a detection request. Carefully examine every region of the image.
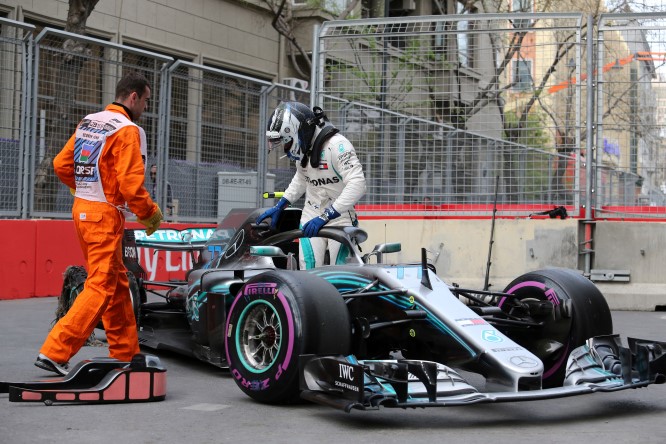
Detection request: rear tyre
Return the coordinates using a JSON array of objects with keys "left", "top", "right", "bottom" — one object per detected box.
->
[
  {"left": 126, "top": 271, "right": 142, "bottom": 325},
  {"left": 54, "top": 266, "right": 88, "bottom": 325},
  {"left": 499, "top": 268, "right": 613, "bottom": 387},
  {"left": 225, "top": 270, "right": 351, "bottom": 404},
  {"left": 56, "top": 266, "right": 141, "bottom": 328}
]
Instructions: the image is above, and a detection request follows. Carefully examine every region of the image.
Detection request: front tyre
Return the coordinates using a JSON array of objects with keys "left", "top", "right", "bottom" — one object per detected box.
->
[
  {"left": 499, "top": 268, "right": 613, "bottom": 387},
  {"left": 225, "top": 270, "right": 351, "bottom": 404}
]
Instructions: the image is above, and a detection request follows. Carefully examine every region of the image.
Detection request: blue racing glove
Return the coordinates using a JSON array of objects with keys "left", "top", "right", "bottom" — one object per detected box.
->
[
  {"left": 302, "top": 206, "right": 340, "bottom": 238},
  {"left": 256, "top": 197, "right": 290, "bottom": 230}
]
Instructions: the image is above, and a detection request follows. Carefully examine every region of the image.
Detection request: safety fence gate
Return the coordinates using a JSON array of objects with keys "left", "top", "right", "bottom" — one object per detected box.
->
[
  {"left": 28, "top": 28, "right": 173, "bottom": 219},
  {"left": 313, "top": 12, "right": 666, "bottom": 220},
  {"left": 595, "top": 13, "right": 666, "bottom": 219},
  {"left": 0, "top": 17, "right": 310, "bottom": 223},
  {"left": 313, "top": 13, "right": 588, "bottom": 217},
  {"left": 0, "top": 18, "right": 33, "bottom": 218}
]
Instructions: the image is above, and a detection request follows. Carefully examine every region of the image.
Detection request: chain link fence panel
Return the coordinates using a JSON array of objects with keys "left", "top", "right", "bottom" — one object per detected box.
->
[
  {"left": 162, "top": 61, "right": 275, "bottom": 222},
  {"left": 0, "top": 18, "right": 34, "bottom": 217},
  {"left": 2, "top": 13, "right": 665, "bottom": 222},
  {"left": 595, "top": 13, "right": 666, "bottom": 219},
  {"left": 30, "top": 28, "right": 172, "bottom": 218},
  {"left": 314, "top": 13, "right": 587, "bottom": 216}
]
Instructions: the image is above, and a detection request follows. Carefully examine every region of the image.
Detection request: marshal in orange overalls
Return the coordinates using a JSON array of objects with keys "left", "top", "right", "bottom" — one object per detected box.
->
[{"left": 41, "top": 103, "right": 159, "bottom": 364}]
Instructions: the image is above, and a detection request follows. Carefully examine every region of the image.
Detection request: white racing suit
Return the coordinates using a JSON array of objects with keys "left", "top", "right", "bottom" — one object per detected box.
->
[{"left": 283, "top": 132, "right": 366, "bottom": 269}]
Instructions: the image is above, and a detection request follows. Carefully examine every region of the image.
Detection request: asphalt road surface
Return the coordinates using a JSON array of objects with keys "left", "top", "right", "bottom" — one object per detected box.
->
[{"left": 1, "top": 296, "right": 665, "bottom": 444}]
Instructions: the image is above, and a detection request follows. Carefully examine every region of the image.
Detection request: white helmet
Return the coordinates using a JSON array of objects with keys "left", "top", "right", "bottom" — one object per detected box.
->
[{"left": 266, "top": 102, "right": 316, "bottom": 162}]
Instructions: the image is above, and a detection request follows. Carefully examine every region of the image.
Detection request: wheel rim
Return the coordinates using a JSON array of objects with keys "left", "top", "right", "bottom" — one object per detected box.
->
[
  {"left": 500, "top": 280, "right": 572, "bottom": 379},
  {"left": 237, "top": 300, "right": 282, "bottom": 372}
]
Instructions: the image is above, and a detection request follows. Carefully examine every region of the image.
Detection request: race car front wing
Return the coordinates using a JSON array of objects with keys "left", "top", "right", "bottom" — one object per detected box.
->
[{"left": 299, "top": 334, "right": 666, "bottom": 412}]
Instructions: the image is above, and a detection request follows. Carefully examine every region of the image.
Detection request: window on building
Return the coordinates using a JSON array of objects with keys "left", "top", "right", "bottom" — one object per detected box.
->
[
  {"left": 511, "top": 0, "right": 533, "bottom": 28},
  {"left": 513, "top": 59, "right": 533, "bottom": 90},
  {"left": 512, "top": 0, "right": 533, "bottom": 12},
  {"left": 432, "top": 2, "right": 477, "bottom": 69},
  {"left": 455, "top": 1, "right": 475, "bottom": 69}
]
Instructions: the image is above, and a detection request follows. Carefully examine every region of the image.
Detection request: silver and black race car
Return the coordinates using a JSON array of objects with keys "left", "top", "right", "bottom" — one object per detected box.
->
[{"left": 59, "top": 207, "right": 666, "bottom": 411}]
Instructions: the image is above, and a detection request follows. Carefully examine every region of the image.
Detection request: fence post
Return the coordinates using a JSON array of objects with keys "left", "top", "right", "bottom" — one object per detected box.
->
[{"left": 583, "top": 14, "right": 596, "bottom": 277}]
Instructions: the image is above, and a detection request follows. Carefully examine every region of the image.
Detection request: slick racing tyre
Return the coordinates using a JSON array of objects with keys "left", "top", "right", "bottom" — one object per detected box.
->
[
  {"left": 126, "top": 271, "right": 143, "bottom": 325},
  {"left": 225, "top": 270, "right": 351, "bottom": 404},
  {"left": 499, "top": 268, "right": 613, "bottom": 388},
  {"left": 56, "top": 266, "right": 142, "bottom": 327},
  {"left": 54, "top": 265, "right": 89, "bottom": 325}
]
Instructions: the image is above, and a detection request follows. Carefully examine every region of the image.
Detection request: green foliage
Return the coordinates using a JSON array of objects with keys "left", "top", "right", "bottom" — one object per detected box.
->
[
  {"left": 502, "top": 109, "right": 556, "bottom": 200},
  {"left": 304, "top": 0, "right": 344, "bottom": 15},
  {"left": 502, "top": 109, "right": 551, "bottom": 149},
  {"left": 325, "top": 34, "right": 445, "bottom": 112}
]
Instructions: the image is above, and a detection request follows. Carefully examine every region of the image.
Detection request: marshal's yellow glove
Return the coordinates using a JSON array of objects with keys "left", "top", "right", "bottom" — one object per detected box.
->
[{"left": 138, "top": 206, "right": 163, "bottom": 236}]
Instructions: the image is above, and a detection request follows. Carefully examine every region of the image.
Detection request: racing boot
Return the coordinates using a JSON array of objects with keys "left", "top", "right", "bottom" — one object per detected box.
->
[{"left": 34, "top": 353, "right": 70, "bottom": 376}]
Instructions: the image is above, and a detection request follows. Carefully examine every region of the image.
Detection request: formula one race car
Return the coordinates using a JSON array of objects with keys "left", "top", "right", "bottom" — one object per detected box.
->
[{"left": 59, "top": 207, "right": 666, "bottom": 411}]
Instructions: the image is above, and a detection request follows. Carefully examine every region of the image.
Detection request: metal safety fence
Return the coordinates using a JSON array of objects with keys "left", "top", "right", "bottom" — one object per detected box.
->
[
  {"left": 1, "top": 12, "right": 665, "bottom": 222},
  {"left": 29, "top": 28, "right": 173, "bottom": 219},
  {"left": 0, "top": 18, "right": 33, "bottom": 218},
  {"left": 595, "top": 13, "right": 666, "bottom": 218},
  {"left": 0, "top": 19, "right": 306, "bottom": 223},
  {"left": 314, "top": 13, "right": 588, "bottom": 216}
]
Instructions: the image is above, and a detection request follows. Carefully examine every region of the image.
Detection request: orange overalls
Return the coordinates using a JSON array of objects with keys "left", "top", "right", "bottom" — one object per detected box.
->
[{"left": 41, "top": 104, "right": 159, "bottom": 363}]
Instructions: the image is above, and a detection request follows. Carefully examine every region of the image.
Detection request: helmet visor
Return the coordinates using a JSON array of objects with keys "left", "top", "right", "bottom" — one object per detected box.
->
[{"left": 267, "top": 131, "right": 293, "bottom": 154}]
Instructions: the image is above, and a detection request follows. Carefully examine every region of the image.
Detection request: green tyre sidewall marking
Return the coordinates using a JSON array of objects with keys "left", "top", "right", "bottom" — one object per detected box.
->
[{"left": 235, "top": 299, "right": 281, "bottom": 374}]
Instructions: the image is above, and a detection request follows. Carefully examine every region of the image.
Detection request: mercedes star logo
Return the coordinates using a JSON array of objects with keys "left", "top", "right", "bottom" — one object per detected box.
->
[{"left": 510, "top": 355, "right": 539, "bottom": 368}]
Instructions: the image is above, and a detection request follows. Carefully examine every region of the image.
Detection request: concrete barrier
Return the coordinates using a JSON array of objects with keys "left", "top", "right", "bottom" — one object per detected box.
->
[
  {"left": 360, "top": 218, "right": 666, "bottom": 311},
  {"left": 0, "top": 220, "right": 214, "bottom": 299},
  {"left": 2, "top": 218, "right": 664, "bottom": 310}
]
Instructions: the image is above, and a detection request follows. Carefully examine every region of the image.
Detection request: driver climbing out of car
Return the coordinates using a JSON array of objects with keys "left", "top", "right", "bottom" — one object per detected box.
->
[
  {"left": 257, "top": 101, "right": 366, "bottom": 270},
  {"left": 35, "top": 72, "right": 163, "bottom": 376}
]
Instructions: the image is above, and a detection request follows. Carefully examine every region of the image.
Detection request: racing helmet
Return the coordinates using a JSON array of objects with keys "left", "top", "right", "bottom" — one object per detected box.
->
[{"left": 266, "top": 102, "right": 316, "bottom": 162}]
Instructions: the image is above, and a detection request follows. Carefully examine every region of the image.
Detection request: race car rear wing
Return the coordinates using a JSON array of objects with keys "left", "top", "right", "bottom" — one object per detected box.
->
[
  {"left": 122, "top": 228, "right": 215, "bottom": 283},
  {"left": 133, "top": 227, "right": 214, "bottom": 251}
]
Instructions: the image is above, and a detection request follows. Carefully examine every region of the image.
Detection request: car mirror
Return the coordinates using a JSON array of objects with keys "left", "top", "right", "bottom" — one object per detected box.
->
[
  {"left": 250, "top": 246, "right": 286, "bottom": 257},
  {"left": 374, "top": 242, "right": 401, "bottom": 254},
  {"left": 250, "top": 246, "right": 297, "bottom": 270},
  {"left": 363, "top": 242, "right": 401, "bottom": 264}
]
